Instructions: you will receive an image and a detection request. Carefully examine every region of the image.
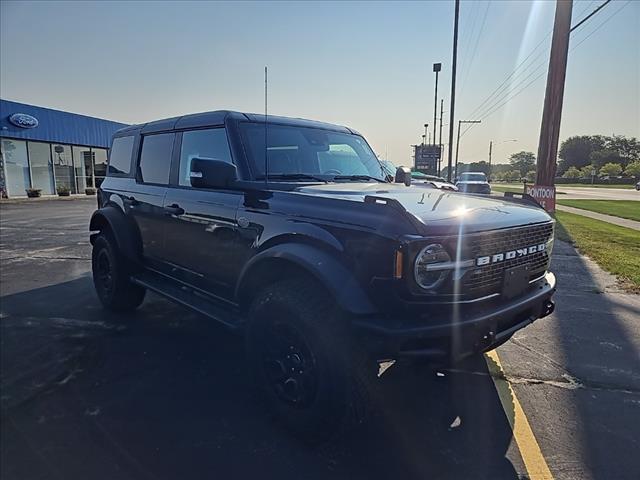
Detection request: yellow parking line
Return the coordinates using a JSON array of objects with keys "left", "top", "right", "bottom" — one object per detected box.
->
[{"left": 485, "top": 350, "right": 555, "bottom": 480}]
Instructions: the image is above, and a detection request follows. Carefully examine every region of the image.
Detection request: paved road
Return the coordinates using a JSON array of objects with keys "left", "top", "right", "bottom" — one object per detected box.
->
[
  {"left": 556, "top": 186, "right": 639, "bottom": 201},
  {"left": 1, "top": 199, "right": 639, "bottom": 480}
]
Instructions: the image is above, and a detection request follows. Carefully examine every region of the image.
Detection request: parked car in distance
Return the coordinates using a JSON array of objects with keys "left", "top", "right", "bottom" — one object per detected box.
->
[
  {"left": 411, "top": 171, "right": 458, "bottom": 191},
  {"left": 90, "top": 110, "right": 556, "bottom": 441},
  {"left": 456, "top": 171, "right": 492, "bottom": 194},
  {"left": 636, "top": 181, "right": 640, "bottom": 191}
]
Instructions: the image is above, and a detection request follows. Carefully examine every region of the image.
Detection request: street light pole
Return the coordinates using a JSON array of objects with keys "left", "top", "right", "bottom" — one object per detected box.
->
[
  {"left": 488, "top": 139, "right": 517, "bottom": 181},
  {"left": 423, "top": 124, "right": 428, "bottom": 145},
  {"left": 438, "top": 98, "right": 444, "bottom": 175},
  {"left": 433, "top": 63, "right": 441, "bottom": 145}
]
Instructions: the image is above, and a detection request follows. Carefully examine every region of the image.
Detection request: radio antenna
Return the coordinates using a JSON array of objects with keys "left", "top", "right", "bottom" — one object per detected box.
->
[{"left": 264, "top": 66, "right": 268, "bottom": 186}]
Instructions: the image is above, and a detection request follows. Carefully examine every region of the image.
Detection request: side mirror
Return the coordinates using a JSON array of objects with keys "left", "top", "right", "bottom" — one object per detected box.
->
[
  {"left": 190, "top": 157, "right": 237, "bottom": 189},
  {"left": 395, "top": 166, "right": 412, "bottom": 186}
]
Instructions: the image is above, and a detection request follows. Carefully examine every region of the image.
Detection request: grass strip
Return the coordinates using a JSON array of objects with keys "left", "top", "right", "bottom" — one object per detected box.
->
[{"left": 555, "top": 211, "right": 640, "bottom": 292}]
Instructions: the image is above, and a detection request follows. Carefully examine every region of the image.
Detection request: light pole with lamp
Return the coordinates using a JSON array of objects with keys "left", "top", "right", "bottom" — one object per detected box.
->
[{"left": 488, "top": 139, "right": 517, "bottom": 181}]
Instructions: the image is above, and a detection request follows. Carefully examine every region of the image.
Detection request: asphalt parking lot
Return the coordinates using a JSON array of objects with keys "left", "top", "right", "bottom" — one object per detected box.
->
[{"left": 1, "top": 198, "right": 639, "bottom": 480}]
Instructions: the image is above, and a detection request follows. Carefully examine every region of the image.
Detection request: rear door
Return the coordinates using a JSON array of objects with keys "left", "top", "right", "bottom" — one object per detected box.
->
[
  {"left": 127, "top": 132, "right": 176, "bottom": 269},
  {"left": 162, "top": 127, "right": 243, "bottom": 299}
]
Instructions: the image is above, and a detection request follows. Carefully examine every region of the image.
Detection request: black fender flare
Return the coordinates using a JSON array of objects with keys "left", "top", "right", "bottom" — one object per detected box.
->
[
  {"left": 235, "top": 243, "right": 376, "bottom": 315},
  {"left": 89, "top": 205, "right": 142, "bottom": 263}
]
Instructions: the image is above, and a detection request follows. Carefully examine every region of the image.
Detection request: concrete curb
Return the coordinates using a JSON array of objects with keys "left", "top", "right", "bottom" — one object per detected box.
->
[{"left": 0, "top": 195, "right": 96, "bottom": 205}]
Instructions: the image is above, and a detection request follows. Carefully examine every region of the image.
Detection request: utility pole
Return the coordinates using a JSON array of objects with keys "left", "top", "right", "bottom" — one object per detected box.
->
[
  {"left": 488, "top": 140, "right": 493, "bottom": 181},
  {"left": 433, "top": 63, "right": 441, "bottom": 145},
  {"left": 446, "top": 0, "right": 460, "bottom": 182},
  {"left": 423, "top": 124, "right": 429, "bottom": 145},
  {"left": 536, "top": 0, "right": 573, "bottom": 186},
  {"left": 438, "top": 98, "right": 444, "bottom": 175},
  {"left": 454, "top": 119, "right": 481, "bottom": 178}
]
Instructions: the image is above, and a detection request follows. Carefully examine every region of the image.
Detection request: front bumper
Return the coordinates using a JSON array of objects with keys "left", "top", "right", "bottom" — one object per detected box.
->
[{"left": 354, "top": 272, "right": 556, "bottom": 361}]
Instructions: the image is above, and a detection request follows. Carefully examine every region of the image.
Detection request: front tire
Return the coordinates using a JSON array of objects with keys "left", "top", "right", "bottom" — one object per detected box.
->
[
  {"left": 92, "top": 232, "right": 145, "bottom": 312},
  {"left": 246, "top": 279, "right": 376, "bottom": 442}
]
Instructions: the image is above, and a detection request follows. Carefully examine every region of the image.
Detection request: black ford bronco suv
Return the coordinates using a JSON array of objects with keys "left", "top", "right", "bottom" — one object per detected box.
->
[{"left": 90, "top": 111, "right": 556, "bottom": 439}]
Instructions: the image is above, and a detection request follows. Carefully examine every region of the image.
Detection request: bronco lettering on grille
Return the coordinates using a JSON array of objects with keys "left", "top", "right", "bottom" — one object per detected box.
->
[{"left": 476, "top": 243, "right": 546, "bottom": 266}]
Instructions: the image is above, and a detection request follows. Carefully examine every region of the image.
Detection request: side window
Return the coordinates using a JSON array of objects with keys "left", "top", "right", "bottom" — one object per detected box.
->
[
  {"left": 139, "top": 133, "right": 174, "bottom": 184},
  {"left": 179, "top": 128, "right": 232, "bottom": 187},
  {"left": 108, "top": 136, "right": 134, "bottom": 175}
]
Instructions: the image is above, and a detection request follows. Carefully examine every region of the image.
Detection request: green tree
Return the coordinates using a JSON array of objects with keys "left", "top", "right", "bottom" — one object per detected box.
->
[
  {"left": 558, "top": 135, "right": 606, "bottom": 173},
  {"left": 590, "top": 149, "right": 625, "bottom": 170},
  {"left": 599, "top": 163, "right": 622, "bottom": 177},
  {"left": 524, "top": 170, "right": 537, "bottom": 182},
  {"left": 505, "top": 170, "right": 521, "bottom": 182},
  {"left": 624, "top": 160, "right": 640, "bottom": 178},
  {"left": 562, "top": 166, "right": 581, "bottom": 178},
  {"left": 579, "top": 165, "right": 594, "bottom": 179},
  {"left": 509, "top": 151, "right": 536, "bottom": 177},
  {"left": 605, "top": 135, "right": 640, "bottom": 163}
]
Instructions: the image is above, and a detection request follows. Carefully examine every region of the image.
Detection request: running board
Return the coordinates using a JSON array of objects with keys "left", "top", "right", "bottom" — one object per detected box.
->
[{"left": 131, "top": 271, "right": 244, "bottom": 329}]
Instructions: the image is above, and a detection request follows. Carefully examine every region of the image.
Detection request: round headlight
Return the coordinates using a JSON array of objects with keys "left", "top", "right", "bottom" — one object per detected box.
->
[{"left": 414, "top": 243, "right": 451, "bottom": 290}]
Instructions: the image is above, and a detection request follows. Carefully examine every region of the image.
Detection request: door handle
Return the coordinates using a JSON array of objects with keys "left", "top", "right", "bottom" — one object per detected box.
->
[{"left": 164, "top": 204, "right": 185, "bottom": 216}]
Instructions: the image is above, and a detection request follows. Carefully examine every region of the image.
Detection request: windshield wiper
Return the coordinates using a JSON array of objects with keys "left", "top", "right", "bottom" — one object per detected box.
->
[
  {"left": 256, "top": 173, "right": 328, "bottom": 183},
  {"left": 332, "top": 175, "right": 387, "bottom": 183}
]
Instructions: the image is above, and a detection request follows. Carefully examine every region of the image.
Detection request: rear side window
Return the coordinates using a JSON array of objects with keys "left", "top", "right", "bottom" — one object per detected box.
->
[
  {"left": 139, "top": 133, "right": 174, "bottom": 184},
  {"left": 108, "top": 136, "right": 134, "bottom": 175},
  {"left": 178, "top": 128, "right": 233, "bottom": 186}
]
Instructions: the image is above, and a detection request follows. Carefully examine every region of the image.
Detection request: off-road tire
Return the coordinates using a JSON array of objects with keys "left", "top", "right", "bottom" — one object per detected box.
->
[
  {"left": 246, "top": 278, "right": 377, "bottom": 443},
  {"left": 92, "top": 232, "right": 145, "bottom": 312}
]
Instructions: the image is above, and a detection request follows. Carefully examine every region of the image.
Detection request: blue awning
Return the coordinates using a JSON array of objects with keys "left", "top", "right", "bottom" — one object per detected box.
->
[{"left": 0, "top": 99, "right": 128, "bottom": 148}]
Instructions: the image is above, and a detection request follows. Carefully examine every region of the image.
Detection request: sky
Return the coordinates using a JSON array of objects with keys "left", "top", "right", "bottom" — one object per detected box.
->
[{"left": 1, "top": 0, "right": 638, "bottom": 166}]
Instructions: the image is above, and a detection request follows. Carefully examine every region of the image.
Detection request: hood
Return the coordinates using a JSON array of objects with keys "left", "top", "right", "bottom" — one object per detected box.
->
[{"left": 294, "top": 182, "right": 551, "bottom": 235}]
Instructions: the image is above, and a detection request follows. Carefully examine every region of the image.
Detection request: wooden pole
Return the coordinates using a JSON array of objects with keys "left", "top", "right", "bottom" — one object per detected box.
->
[{"left": 536, "top": 0, "right": 573, "bottom": 186}]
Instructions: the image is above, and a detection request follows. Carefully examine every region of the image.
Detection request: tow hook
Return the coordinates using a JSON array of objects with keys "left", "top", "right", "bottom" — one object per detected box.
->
[{"left": 541, "top": 300, "right": 555, "bottom": 318}]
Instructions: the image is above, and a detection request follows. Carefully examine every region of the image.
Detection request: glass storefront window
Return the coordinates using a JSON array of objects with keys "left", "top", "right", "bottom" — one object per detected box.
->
[
  {"left": 1, "top": 139, "right": 30, "bottom": 197},
  {"left": 28, "top": 141, "right": 55, "bottom": 194},
  {"left": 93, "top": 148, "right": 108, "bottom": 188},
  {"left": 52, "top": 144, "right": 76, "bottom": 193},
  {"left": 72, "top": 146, "right": 91, "bottom": 192}
]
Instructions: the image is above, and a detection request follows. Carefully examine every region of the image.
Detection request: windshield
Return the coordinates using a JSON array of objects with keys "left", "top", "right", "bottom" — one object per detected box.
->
[
  {"left": 459, "top": 172, "right": 487, "bottom": 182},
  {"left": 239, "top": 123, "right": 386, "bottom": 181}
]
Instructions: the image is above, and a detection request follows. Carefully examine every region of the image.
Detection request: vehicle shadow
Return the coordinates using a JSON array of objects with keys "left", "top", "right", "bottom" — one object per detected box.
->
[
  {"left": 538, "top": 240, "right": 640, "bottom": 480},
  {"left": 1, "top": 276, "right": 519, "bottom": 480}
]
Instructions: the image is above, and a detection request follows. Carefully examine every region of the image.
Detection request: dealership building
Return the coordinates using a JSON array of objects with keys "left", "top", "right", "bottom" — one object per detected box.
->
[{"left": 0, "top": 99, "right": 128, "bottom": 198}]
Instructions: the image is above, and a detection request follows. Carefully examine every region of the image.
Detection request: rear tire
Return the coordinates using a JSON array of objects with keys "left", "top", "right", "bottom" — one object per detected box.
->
[
  {"left": 245, "top": 278, "right": 377, "bottom": 442},
  {"left": 92, "top": 232, "right": 145, "bottom": 312}
]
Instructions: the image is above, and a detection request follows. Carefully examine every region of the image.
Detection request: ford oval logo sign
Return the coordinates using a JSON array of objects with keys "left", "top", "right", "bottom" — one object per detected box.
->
[{"left": 9, "top": 113, "right": 39, "bottom": 129}]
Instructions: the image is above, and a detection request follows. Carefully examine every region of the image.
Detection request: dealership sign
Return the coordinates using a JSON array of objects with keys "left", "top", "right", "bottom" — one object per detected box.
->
[
  {"left": 8, "top": 113, "right": 39, "bottom": 129},
  {"left": 525, "top": 184, "right": 556, "bottom": 213}
]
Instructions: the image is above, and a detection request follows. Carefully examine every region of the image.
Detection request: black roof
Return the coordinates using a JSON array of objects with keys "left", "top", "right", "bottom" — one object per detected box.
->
[{"left": 114, "top": 110, "right": 357, "bottom": 137}]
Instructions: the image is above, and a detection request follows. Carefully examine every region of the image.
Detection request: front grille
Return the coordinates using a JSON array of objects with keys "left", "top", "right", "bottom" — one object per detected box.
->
[{"left": 461, "top": 222, "right": 554, "bottom": 297}]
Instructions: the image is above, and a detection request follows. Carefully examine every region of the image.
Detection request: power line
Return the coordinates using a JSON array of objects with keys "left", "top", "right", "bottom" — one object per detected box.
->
[
  {"left": 465, "top": 31, "right": 551, "bottom": 120},
  {"left": 463, "top": 0, "right": 615, "bottom": 124},
  {"left": 461, "top": 0, "right": 630, "bottom": 137},
  {"left": 460, "top": 1, "right": 491, "bottom": 95},
  {"left": 570, "top": 0, "right": 630, "bottom": 50},
  {"left": 570, "top": 0, "right": 612, "bottom": 32}
]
